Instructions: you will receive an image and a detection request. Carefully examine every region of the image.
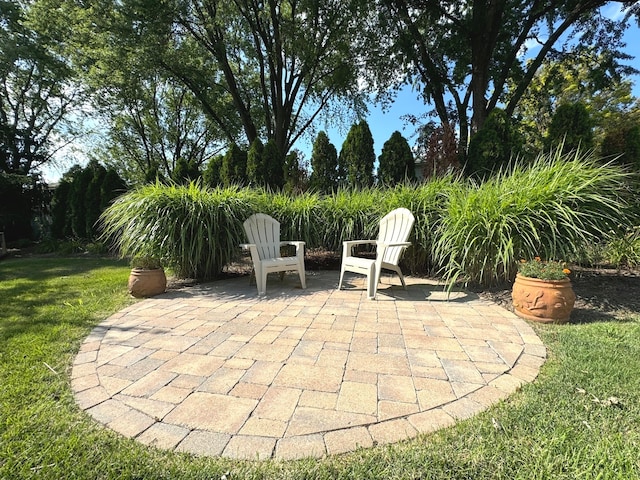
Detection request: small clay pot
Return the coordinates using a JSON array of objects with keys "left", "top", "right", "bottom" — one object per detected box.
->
[{"left": 128, "top": 268, "right": 167, "bottom": 298}]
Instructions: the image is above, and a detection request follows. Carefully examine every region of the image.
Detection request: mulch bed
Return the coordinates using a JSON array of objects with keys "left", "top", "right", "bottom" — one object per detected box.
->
[{"left": 474, "top": 266, "right": 640, "bottom": 322}]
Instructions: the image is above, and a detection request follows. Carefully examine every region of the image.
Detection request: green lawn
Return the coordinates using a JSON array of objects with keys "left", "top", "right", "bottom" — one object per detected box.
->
[{"left": 1, "top": 257, "right": 639, "bottom": 479}]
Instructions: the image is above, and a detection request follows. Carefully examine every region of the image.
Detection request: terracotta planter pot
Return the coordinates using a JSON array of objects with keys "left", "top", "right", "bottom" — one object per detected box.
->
[
  {"left": 512, "top": 274, "right": 575, "bottom": 324},
  {"left": 128, "top": 268, "right": 167, "bottom": 298}
]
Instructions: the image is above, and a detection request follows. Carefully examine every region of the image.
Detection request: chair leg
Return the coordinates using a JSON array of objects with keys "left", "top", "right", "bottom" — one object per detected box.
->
[
  {"left": 338, "top": 266, "right": 345, "bottom": 290},
  {"left": 367, "top": 263, "right": 377, "bottom": 300},
  {"left": 396, "top": 268, "right": 407, "bottom": 289},
  {"left": 298, "top": 268, "right": 306, "bottom": 289},
  {"left": 258, "top": 269, "right": 268, "bottom": 296},
  {"left": 387, "top": 264, "right": 407, "bottom": 290}
]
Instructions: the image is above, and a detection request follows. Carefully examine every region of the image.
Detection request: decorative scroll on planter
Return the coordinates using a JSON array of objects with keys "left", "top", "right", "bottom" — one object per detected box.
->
[
  {"left": 512, "top": 274, "right": 575, "bottom": 324},
  {"left": 128, "top": 268, "right": 167, "bottom": 298}
]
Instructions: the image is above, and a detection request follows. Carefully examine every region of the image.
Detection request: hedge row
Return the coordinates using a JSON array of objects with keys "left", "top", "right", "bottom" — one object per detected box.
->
[{"left": 100, "top": 149, "right": 636, "bottom": 286}]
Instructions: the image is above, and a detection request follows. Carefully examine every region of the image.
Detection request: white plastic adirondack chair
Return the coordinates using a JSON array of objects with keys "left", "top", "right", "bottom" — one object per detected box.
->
[
  {"left": 241, "top": 213, "right": 306, "bottom": 296},
  {"left": 338, "top": 208, "right": 415, "bottom": 299}
]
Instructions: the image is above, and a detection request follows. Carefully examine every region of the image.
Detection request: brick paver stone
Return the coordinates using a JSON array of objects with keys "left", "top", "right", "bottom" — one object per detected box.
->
[
  {"left": 324, "top": 427, "right": 373, "bottom": 455},
  {"left": 108, "top": 409, "right": 155, "bottom": 438},
  {"left": 163, "top": 392, "right": 256, "bottom": 433},
  {"left": 137, "top": 422, "right": 190, "bottom": 450},
  {"left": 336, "top": 381, "right": 377, "bottom": 415},
  {"left": 223, "top": 435, "right": 276, "bottom": 460},
  {"left": 276, "top": 434, "right": 326, "bottom": 460},
  {"left": 176, "top": 430, "right": 230, "bottom": 456}
]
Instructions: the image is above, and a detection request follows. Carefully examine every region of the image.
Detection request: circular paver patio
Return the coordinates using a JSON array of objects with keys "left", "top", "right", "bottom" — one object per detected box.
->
[{"left": 72, "top": 270, "right": 546, "bottom": 460}]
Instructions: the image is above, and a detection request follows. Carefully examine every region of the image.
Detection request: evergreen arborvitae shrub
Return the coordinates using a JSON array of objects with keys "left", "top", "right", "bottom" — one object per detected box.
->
[
  {"left": 601, "top": 123, "right": 640, "bottom": 172},
  {"left": 309, "top": 131, "right": 338, "bottom": 193},
  {"left": 378, "top": 131, "right": 415, "bottom": 185},
  {"left": 0, "top": 172, "right": 38, "bottom": 240},
  {"left": 51, "top": 179, "right": 72, "bottom": 239},
  {"left": 70, "top": 166, "right": 94, "bottom": 238},
  {"left": 466, "top": 108, "right": 522, "bottom": 178},
  {"left": 53, "top": 164, "right": 127, "bottom": 240},
  {"left": 144, "top": 162, "right": 162, "bottom": 183},
  {"left": 100, "top": 168, "right": 127, "bottom": 211},
  {"left": 339, "top": 120, "right": 375, "bottom": 188},
  {"left": 172, "top": 158, "right": 201, "bottom": 184},
  {"left": 203, "top": 155, "right": 223, "bottom": 187},
  {"left": 263, "top": 139, "right": 283, "bottom": 189},
  {"left": 283, "top": 150, "right": 304, "bottom": 193},
  {"left": 85, "top": 163, "right": 107, "bottom": 238},
  {"left": 546, "top": 102, "right": 593, "bottom": 153},
  {"left": 221, "top": 144, "right": 248, "bottom": 186},
  {"left": 246, "top": 138, "right": 265, "bottom": 185}
]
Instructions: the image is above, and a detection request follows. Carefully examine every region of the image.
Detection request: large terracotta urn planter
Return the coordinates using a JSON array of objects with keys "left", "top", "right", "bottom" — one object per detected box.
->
[
  {"left": 128, "top": 268, "right": 167, "bottom": 298},
  {"left": 512, "top": 274, "right": 575, "bottom": 324}
]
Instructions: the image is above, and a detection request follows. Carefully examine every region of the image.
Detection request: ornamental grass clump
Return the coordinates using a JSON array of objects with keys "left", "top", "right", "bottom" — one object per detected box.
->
[
  {"left": 100, "top": 182, "right": 258, "bottom": 280},
  {"left": 433, "top": 147, "right": 634, "bottom": 287},
  {"left": 518, "top": 257, "right": 571, "bottom": 280}
]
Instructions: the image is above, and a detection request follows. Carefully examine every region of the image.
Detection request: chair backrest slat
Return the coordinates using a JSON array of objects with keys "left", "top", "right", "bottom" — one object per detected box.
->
[
  {"left": 244, "top": 214, "right": 281, "bottom": 260},
  {"left": 377, "top": 208, "right": 415, "bottom": 265}
]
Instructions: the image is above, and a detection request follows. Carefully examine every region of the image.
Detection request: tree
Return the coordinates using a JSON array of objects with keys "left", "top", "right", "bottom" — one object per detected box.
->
[
  {"left": 1, "top": 1, "right": 80, "bottom": 177},
  {"left": 50, "top": 0, "right": 368, "bottom": 176},
  {"left": 546, "top": 102, "right": 594, "bottom": 153},
  {"left": 514, "top": 50, "right": 638, "bottom": 154},
  {"left": 339, "top": 120, "right": 375, "bottom": 188},
  {"left": 220, "top": 144, "right": 247, "bottom": 186},
  {"left": 309, "top": 131, "right": 338, "bottom": 193},
  {"left": 466, "top": 108, "right": 523, "bottom": 176},
  {"left": 246, "top": 138, "right": 265, "bottom": 186},
  {"left": 370, "top": 0, "right": 638, "bottom": 162},
  {"left": 417, "top": 123, "right": 460, "bottom": 180},
  {"left": 99, "top": 77, "right": 222, "bottom": 185},
  {"left": 377, "top": 131, "right": 415, "bottom": 185}
]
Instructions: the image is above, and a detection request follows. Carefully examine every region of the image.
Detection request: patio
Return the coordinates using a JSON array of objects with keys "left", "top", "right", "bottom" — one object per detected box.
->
[{"left": 71, "top": 270, "right": 546, "bottom": 461}]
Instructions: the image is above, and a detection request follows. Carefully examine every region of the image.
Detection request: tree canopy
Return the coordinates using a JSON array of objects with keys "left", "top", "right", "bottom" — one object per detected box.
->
[
  {"left": 369, "top": 0, "right": 639, "bottom": 160},
  {"left": 1, "top": 0, "right": 80, "bottom": 176},
  {"left": 4, "top": 0, "right": 640, "bottom": 183}
]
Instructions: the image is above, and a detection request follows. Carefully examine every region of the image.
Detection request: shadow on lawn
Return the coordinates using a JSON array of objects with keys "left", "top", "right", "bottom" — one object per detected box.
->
[{"left": 0, "top": 256, "right": 129, "bottom": 342}]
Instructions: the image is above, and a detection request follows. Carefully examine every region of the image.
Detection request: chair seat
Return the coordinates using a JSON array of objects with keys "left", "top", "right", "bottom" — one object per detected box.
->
[
  {"left": 341, "top": 255, "right": 375, "bottom": 271},
  {"left": 262, "top": 257, "right": 302, "bottom": 269},
  {"left": 242, "top": 213, "right": 306, "bottom": 296}
]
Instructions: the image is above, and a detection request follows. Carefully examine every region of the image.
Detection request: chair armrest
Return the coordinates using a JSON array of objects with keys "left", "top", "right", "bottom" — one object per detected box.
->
[
  {"left": 281, "top": 241, "right": 305, "bottom": 256},
  {"left": 376, "top": 241, "right": 411, "bottom": 248},
  {"left": 342, "top": 240, "right": 376, "bottom": 257},
  {"left": 343, "top": 240, "right": 376, "bottom": 249},
  {"left": 281, "top": 241, "right": 305, "bottom": 248}
]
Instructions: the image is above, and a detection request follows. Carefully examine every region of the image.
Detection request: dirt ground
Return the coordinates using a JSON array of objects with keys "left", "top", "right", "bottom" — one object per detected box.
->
[{"left": 473, "top": 266, "right": 640, "bottom": 323}]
